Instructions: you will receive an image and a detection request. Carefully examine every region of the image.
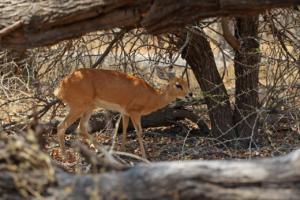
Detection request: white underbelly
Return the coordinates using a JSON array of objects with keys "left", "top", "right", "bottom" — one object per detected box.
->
[{"left": 95, "top": 99, "right": 128, "bottom": 114}]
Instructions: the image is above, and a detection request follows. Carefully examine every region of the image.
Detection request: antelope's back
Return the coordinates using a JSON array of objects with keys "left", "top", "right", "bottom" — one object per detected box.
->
[{"left": 54, "top": 69, "right": 156, "bottom": 107}]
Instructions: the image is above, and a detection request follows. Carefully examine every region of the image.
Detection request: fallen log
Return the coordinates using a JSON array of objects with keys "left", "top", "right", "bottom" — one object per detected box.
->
[
  {"left": 2, "top": 126, "right": 300, "bottom": 200},
  {"left": 56, "top": 106, "right": 210, "bottom": 136},
  {"left": 52, "top": 150, "right": 300, "bottom": 200}
]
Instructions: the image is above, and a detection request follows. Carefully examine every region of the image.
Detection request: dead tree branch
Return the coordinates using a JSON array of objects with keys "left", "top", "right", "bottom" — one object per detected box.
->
[
  {"left": 0, "top": 0, "right": 300, "bottom": 48},
  {"left": 52, "top": 149, "right": 300, "bottom": 200},
  {"left": 91, "top": 29, "right": 127, "bottom": 68},
  {"left": 221, "top": 18, "right": 241, "bottom": 51},
  {"left": 3, "top": 132, "right": 300, "bottom": 200}
]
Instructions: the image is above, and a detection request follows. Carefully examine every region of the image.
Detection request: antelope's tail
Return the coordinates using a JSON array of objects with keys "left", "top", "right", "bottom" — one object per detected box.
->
[{"left": 53, "top": 85, "right": 62, "bottom": 99}]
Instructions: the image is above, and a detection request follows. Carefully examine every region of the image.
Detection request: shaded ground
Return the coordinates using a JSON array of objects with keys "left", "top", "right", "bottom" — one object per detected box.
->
[{"left": 43, "top": 116, "right": 300, "bottom": 173}]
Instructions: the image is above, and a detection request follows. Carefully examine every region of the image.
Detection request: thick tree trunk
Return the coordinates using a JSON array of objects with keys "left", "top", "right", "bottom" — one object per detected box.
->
[
  {"left": 234, "top": 16, "right": 260, "bottom": 147},
  {"left": 178, "top": 30, "right": 236, "bottom": 141},
  {"left": 0, "top": 0, "right": 299, "bottom": 48}
]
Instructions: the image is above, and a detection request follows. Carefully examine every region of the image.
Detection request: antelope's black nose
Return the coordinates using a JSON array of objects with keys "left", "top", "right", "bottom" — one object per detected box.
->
[{"left": 185, "top": 92, "right": 193, "bottom": 99}]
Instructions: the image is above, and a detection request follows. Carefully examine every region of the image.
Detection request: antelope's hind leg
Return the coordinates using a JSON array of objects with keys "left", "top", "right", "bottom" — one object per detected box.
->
[{"left": 79, "top": 109, "right": 95, "bottom": 147}]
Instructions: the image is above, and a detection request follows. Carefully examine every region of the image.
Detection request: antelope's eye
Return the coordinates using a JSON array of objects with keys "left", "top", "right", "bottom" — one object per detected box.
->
[{"left": 175, "top": 82, "right": 183, "bottom": 90}]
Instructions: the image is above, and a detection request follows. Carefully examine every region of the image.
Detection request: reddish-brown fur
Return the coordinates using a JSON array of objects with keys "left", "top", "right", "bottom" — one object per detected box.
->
[{"left": 55, "top": 68, "right": 189, "bottom": 158}]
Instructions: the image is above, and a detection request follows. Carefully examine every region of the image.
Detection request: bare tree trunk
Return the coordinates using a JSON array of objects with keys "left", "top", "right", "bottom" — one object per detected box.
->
[
  {"left": 234, "top": 16, "right": 260, "bottom": 147},
  {"left": 178, "top": 29, "right": 236, "bottom": 141}
]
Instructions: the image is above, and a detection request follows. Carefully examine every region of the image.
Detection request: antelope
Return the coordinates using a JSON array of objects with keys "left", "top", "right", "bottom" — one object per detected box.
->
[{"left": 54, "top": 66, "right": 191, "bottom": 158}]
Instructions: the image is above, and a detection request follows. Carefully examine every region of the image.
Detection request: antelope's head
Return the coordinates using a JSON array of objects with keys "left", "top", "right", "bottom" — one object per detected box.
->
[{"left": 156, "top": 65, "right": 192, "bottom": 99}]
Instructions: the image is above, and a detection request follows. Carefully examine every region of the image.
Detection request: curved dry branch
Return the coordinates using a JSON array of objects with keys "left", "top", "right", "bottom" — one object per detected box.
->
[
  {"left": 0, "top": 0, "right": 300, "bottom": 48},
  {"left": 221, "top": 18, "right": 241, "bottom": 51}
]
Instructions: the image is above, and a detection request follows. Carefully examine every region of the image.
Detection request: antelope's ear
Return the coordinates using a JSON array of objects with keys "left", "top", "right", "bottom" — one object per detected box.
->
[
  {"left": 156, "top": 66, "right": 170, "bottom": 81},
  {"left": 167, "top": 65, "right": 175, "bottom": 79},
  {"left": 156, "top": 66, "right": 176, "bottom": 81}
]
